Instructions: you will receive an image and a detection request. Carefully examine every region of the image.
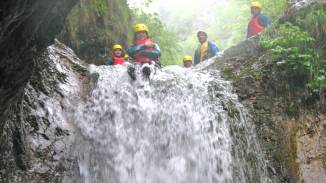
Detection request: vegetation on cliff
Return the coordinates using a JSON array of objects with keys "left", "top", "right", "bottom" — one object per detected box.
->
[
  {"left": 261, "top": 3, "right": 326, "bottom": 109},
  {"left": 61, "top": 0, "right": 132, "bottom": 64},
  {"left": 60, "top": 0, "right": 289, "bottom": 66},
  {"left": 61, "top": 0, "right": 180, "bottom": 65},
  {"left": 142, "top": 0, "right": 287, "bottom": 60}
]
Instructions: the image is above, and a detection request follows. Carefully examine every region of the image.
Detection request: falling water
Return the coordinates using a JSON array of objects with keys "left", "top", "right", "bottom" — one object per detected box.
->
[{"left": 65, "top": 60, "right": 274, "bottom": 183}]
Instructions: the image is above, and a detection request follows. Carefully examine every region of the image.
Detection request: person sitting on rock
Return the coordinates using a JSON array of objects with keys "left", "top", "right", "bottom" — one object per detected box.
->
[
  {"left": 247, "top": 1, "right": 271, "bottom": 38},
  {"left": 106, "top": 44, "right": 125, "bottom": 65},
  {"left": 183, "top": 55, "right": 193, "bottom": 68},
  {"left": 126, "top": 24, "right": 161, "bottom": 80},
  {"left": 194, "top": 31, "right": 219, "bottom": 65},
  {"left": 127, "top": 24, "right": 161, "bottom": 64},
  {"left": 124, "top": 53, "right": 130, "bottom": 62}
]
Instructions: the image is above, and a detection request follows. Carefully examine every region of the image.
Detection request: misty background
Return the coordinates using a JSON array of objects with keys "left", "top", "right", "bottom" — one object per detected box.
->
[{"left": 127, "top": 0, "right": 286, "bottom": 65}]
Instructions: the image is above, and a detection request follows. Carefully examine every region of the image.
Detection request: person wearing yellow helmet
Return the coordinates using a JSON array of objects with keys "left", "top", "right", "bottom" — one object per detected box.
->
[
  {"left": 247, "top": 1, "right": 271, "bottom": 38},
  {"left": 124, "top": 53, "right": 130, "bottom": 62},
  {"left": 127, "top": 24, "right": 161, "bottom": 80},
  {"left": 183, "top": 55, "right": 193, "bottom": 68},
  {"left": 105, "top": 44, "right": 125, "bottom": 65},
  {"left": 127, "top": 24, "right": 161, "bottom": 64}
]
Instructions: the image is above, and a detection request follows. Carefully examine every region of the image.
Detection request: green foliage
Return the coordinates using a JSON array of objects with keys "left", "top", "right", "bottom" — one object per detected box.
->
[
  {"left": 307, "top": 57, "right": 326, "bottom": 92},
  {"left": 131, "top": 8, "right": 182, "bottom": 65},
  {"left": 167, "top": 0, "right": 251, "bottom": 53},
  {"left": 293, "top": 4, "right": 326, "bottom": 93},
  {"left": 148, "top": 0, "right": 288, "bottom": 59},
  {"left": 295, "top": 4, "right": 326, "bottom": 49},
  {"left": 260, "top": 0, "right": 287, "bottom": 19},
  {"left": 261, "top": 23, "right": 315, "bottom": 70},
  {"left": 261, "top": 23, "right": 326, "bottom": 92},
  {"left": 63, "top": 0, "right": 131, "bottom": 64}
]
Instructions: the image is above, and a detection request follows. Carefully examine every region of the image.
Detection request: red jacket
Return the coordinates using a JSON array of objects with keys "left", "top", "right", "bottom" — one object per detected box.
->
[
  {"left": 105, "top": 56, "right": 124, "bottom": 65},
  {"left": 247, "top": 16, "right": 264, "bottom": 38},
  {"left": 127, "top": 38, "right": 160, "bottom": 63},
  {"left": 134, "top": 39, "right": 155, "bottom": 63},
  {"left": 113, "top": 57, "right": 124, "bottom": 65}
]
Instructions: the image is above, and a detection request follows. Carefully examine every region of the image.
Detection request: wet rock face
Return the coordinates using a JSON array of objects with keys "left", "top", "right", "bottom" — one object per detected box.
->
[
  {"left": 294, "top": 115, "right": 326, "bottom": 183},
  {"left": 0, "top": 40, "right": 91, "bottom": 182},
  {"left": 0, "top": 0, "right": 78, "bottom": 182},
  {"left": 212, "top": 34, "right": 326, "bottom": 182},
  {"left": 0, "top": 0, "right": 78, "bottom": 101},
  {"left": 210, "top": 38, "right": 289, "bottom": 181},
  {"left": 289, "top": 0, "right": 325, "bottom": 9}
]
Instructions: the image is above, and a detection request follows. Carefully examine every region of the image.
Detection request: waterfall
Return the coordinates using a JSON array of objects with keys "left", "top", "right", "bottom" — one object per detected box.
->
[{"left": 64, "top": 59, "right": 274, "bottom": 183}]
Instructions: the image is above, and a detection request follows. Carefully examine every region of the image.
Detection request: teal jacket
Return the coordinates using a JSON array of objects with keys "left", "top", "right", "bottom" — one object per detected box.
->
[
  {"left": 258, "top": 15, "right": 271, "bottom": 27},
  {"left": 127, "top": 41, "right": 161, "bottom": 62},
  {"left": 106, "top": 58, "right": 114, "bottom": 65}
]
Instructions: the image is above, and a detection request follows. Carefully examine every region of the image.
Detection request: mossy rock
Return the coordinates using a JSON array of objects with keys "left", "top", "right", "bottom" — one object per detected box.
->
[{"left": 60, "top": 0, "right": 132, "bottom": 65}]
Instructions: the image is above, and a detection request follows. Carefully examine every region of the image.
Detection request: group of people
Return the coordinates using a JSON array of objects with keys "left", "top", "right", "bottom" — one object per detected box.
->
[
  {"left": 106, "top": 23, "right": 160, "bottom": 66},
  {"left": 106, "top": 1, "right": 270, "bottom": 69}
]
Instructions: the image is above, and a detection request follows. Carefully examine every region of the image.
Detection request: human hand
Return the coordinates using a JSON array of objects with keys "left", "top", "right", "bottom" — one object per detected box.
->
[{"left": 145, "top": 40, "right": 153, "bottom": 47}]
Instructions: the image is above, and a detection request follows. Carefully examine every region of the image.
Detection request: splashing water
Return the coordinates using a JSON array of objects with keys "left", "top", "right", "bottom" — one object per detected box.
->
[{"left": 65, "top": 60, "right": 274, "bottom": 183}]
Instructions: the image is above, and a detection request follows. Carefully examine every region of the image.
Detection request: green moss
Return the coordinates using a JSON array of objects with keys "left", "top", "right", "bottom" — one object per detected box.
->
[
  {"left": 287, "top": 121, "right": 300, "bottom": 182},
  {"left": 286, "top": 103, "right": 300, "bottom": 118},
  {"left": 219, "top": 57, "right": 265, "bottom": 86},
  {"left": 62, "top": 0, "right": 132, "bottom": 64},
  {"left": 222, "top": 66, "right": 238, "bottom": 81},
  {"left": 223, "top": 100, "right": 240, "bottom": 119},
  {"left": 260, "top": 17, "right": 326, "bottom": 101},
  {"left": 72, "top": 63, "right": 88, "bottom": 76},
  {"left": 295, "top": 4, "right": 326, "bottom": 46}
]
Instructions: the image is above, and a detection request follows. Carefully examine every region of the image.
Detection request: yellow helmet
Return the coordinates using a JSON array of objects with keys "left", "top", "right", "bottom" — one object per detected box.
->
[
  {"left": 124, "top": 54, "right": 129, "bottom": 59},
  {"left": 112, "top": 44, "right": 122, "bottom": 51},
  {"left": 133, "top": 24, "right": 149, "bottom": 33},
  {"left": 183, "top": 55, "right": 193, "bottom": 62},
  {"left": 251, "top": 1, "right": 262, "bottom": 9}
]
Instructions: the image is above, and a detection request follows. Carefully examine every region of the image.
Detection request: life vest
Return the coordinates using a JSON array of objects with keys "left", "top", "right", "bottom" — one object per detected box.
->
[
  {"left": 134, "top": 39, "right": 157, "bottom": 63},
  {"left": 199, "top": 41, "right": 209, "bottom": 62},
  {"left": 113, "top": 56, "right": 124, "bottom": 65},
  {"left": 248, "top": 15, "right": 264, "bottom": 38}
]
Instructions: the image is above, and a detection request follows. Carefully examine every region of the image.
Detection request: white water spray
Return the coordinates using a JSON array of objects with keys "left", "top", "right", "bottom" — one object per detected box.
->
[{"left": 65, "top": 59, "right": 274, "bottom": 183}]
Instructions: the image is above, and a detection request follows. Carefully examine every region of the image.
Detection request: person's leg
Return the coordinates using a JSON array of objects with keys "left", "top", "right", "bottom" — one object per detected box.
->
[
  {"left": 142, "top": 66, "right": 151, "bottom": 79},
  {"left": 127, "top": 65, "right": 136, "bottom": 81}
]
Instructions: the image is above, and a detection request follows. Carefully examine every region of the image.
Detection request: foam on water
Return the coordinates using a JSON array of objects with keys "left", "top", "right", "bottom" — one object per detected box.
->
[{"left": 66, "top": 60, "right": 274, "bottom": 183}]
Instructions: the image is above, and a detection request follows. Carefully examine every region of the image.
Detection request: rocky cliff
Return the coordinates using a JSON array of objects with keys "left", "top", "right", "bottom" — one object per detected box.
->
[
  {"left": 0, "top": 0, "right": 79, "bottom": 182},
  {"left": 210, "top": 2, "right": 326, "bottom": 181},
  {"left": 59, "top": 0, "right": 132, "bottom": 65},
  {"left": 211, "top": 37, "right": 326, "bottom": 183},
  {"left": 0, "top": 0, "right": 134, "bottom": 181},
  {"left": 1, "top": 40, "right": 93, "bottom": 182},
  {"left": 1, "top": 0, "right": 325, "bottom": 182}
]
